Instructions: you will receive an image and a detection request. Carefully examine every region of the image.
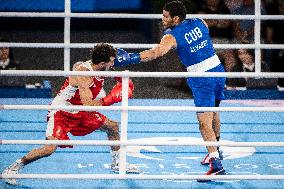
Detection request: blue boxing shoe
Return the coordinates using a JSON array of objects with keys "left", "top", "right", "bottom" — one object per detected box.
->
[
  {"left": 197, "top": 157, "right": 226, "bottom": 182},
  {"left": 200, "top": 148, "right": 223, "bottom": 165}
]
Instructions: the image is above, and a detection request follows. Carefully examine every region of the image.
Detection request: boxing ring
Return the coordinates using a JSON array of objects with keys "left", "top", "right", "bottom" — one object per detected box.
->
[{"left": 1, "top": 0, "right": 284, "bottom": 188}]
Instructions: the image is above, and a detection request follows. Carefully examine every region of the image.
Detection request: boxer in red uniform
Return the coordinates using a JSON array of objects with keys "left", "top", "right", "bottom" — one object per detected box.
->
[{"left": 2, "top": 43, "right": 139, "bottom": 185}]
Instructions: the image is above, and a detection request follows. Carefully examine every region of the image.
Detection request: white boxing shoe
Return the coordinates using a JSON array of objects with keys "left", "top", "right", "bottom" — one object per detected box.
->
[
  {"left": 110, "top": 150, "right": 140, "bottom": 174},
  {"left": 2, "top": 159, "right": 24, "bottom": 185},
  {"left": 110, "top": 163, "right": 140, "bottom": 174}
]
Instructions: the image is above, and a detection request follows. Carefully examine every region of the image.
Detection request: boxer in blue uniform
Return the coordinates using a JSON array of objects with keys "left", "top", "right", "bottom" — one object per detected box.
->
[{"left": 114, "top": 1, "right": 226, "bottom": 181}]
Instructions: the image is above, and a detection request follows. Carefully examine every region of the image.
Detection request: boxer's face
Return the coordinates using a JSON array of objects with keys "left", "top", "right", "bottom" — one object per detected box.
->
[
  {"left": 162, "top": 10, "right": 175, "bottom": 29},
  {"left": 99, "top": 56, "right": 115, "bottom": 71}
]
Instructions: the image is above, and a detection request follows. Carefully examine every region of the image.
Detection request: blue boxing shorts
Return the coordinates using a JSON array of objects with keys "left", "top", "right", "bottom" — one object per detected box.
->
[{"left": 186, "top": 64, "right": 226, "bottom": 107}]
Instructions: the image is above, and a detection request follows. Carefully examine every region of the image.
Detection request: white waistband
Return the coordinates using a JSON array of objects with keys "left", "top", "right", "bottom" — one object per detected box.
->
[{"left": 186, "top": 54, "right": 221, "bottom": 72}]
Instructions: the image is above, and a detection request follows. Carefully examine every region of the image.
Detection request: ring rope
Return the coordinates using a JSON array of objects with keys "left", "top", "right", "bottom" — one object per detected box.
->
[
  {"left": 1, "top": 42, "right": 284, "bottom": 49},
  {"left": 1, "top": 70, "right": 284, "bottom": 78},
  {"left": 2, "top": 174, "right": 284, "bottom": 180},
  {"left": 1, "top": 140, "right": 284, "bottom": 147},
  {"left": 1, "top": 105, "right": 284, "bottom": 112},
  {"left": 0, "top": 12, "right": 284, "bottom": 20}
]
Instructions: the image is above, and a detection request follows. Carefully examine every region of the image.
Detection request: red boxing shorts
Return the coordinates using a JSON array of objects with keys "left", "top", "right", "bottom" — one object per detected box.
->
[{"left": 46, "top": 110, "right": 106, "bottom": 148}]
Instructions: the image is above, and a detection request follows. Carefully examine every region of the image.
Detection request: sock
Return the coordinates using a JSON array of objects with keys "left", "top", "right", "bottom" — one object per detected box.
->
[
  {"left": 216, "top": 136, "right": 220, "bottom": 151},
  {"left": 16, "top": 159, "right": 24, "bottom": 166},
  {"left": 12, "top": 159, "right": 25, "bottom": 170}
]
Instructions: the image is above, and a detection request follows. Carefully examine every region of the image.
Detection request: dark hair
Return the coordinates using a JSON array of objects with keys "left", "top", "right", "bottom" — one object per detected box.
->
[
  {"left": 91, "top": 43, "right": 116, "bottom": 64},
  {"left": 163, "top": 1, "right": 187, "bottom": 21}
]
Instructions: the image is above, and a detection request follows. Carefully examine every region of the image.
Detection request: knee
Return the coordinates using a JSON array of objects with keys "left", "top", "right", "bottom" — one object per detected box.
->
[
  {"left": 197, "top": 112, "right": 213, "bottom": 130},
  {"left": 103, "top": 121, "right": 119, "bottom": 135},
  {"left": 199, "top": 121, "right": 207, "bottom": 131}
]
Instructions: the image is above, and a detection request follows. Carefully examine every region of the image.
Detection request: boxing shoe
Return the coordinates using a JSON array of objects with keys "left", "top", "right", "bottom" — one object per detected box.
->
[
  {"left": 110, "top": 163, "right": 140, "bottom": 174},
  {"left": 197, "top": 157, "right": 226, "bottom": 182},
  {"left": 111, "top": 150, "right": 140, "bottom": 174},
  {"left": 2, "top": 159, "right": 24, "bottom": 185},
  {"left": 200, "top": 153, "right": 210, "bottom": 165},
  {"left": 200, "top": 148, "right": 223, "bottom": 165}
]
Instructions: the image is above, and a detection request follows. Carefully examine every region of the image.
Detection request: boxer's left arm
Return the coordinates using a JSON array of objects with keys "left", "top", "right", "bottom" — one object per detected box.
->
[
  {"left": 114, "top": 34, "right": 176, "bottom": 67},
  {"left": 139, "top": 34, "right": 176, "bottom": 62}
]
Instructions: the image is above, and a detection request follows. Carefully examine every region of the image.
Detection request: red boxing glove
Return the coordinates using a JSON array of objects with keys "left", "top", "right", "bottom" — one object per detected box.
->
[
  {"left": 113, "top": 77, "right": 134, "bottom": 91},
  {"left": 101, "top": 80, "right": 134, "bottom": 106}
]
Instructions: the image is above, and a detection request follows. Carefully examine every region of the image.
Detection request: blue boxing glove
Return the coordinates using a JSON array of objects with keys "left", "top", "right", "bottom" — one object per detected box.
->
[{"left": 114, "top": 48, "right": 141, "bottom": 67}]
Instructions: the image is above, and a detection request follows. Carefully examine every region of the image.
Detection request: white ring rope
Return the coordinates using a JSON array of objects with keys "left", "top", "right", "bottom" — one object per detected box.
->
[
  {"left": 1, "top": 12, "right": 284, "bottom": 20},
  {"left": 1, "top": 70, "right": 284, "bottom": 78},
  {"left": 1, "top": 174, "right": 284, "bottom": 180},
  {"left": 1, "top": 42, "right": 284, "bottom": 49},
  {"left": 1, "top": 140, "right": 284, "bottom": 147},
  {"left": 1, "top": 105, "right": 284, "bottom": 112}
]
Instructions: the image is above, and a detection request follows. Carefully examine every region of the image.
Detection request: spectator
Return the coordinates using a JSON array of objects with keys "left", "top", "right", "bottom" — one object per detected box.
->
[
  {"left": 228, "top": 0, "right": 273, "bottom": 89},
  {"left": 0, "top": 37, "right": 25, "bottom": 87},
  {"left": 0, "top": 37, "right": 20, "bottom": 70},
  {"left": 238, "top": 49, "right": 255, "bottom": 73},
  {"left": 224, "top": 0, "right": 243, "bottom": 14},
  {"left": 237, "top": 48, "right": 275, "bottom": 88},
  {"left": 233, "top": 0, "right": 267, "bottom": 43}
]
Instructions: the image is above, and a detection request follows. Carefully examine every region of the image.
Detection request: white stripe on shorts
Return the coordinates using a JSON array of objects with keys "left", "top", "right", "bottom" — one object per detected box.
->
[{"left": 186, "top": 54, "right": 221, "bottom": 72}]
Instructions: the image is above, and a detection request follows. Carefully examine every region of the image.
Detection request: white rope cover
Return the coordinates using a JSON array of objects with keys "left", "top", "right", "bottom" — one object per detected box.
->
[
  {"left": 1, "top": 140, "right": 284, "bottom": 147},
  {"left": 1, "top": 174, "right": 284, "bottom": 180},
  {"left": 1, "top": 12, "right": 284, "bottom": 20},
  {"left": 1, "top": 104, "right": 284, "bottom": 112},
  {"left": 1, "top": 43, "right": 284, "bottom": 49},
  {"left": 1, "top": 70, "right": 284, "bottom": 78}
]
